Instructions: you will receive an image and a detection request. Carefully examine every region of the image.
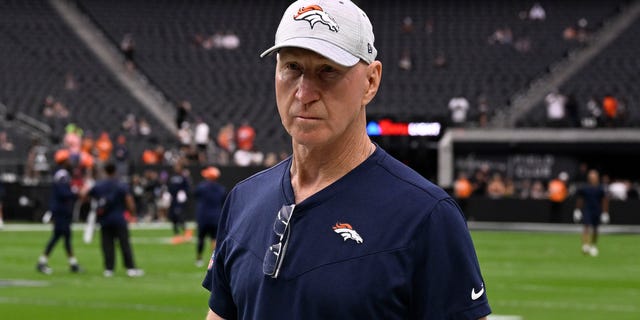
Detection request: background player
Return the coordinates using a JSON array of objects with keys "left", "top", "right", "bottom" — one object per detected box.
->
[
  {"left": 36, "top": 153, "right": 82, "bottom": 274},
  {"left": 193, "top": 166, "right": 226, "bottom": 267},
  {"left": 168, "top": 161, "right": 191, "bottom": 243},
  {"left": 574, "top": 169, "right": 610, "bottom": 256},
  {"left": 83, "top": 162, "right": 143, "bottom": 277}
]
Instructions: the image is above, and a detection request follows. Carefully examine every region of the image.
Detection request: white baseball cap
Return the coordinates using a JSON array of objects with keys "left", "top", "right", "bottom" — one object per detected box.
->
[{"left": 260, "top": 0, "right": 377, "bottom": 67}]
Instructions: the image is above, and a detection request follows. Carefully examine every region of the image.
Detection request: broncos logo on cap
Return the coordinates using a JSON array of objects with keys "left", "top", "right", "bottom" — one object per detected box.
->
[
  {"left": 332, "top": 222, "right": 363, "bottom": 243},
  {"left": 294, "top": 5, "right": 339, "bottom": 32}
]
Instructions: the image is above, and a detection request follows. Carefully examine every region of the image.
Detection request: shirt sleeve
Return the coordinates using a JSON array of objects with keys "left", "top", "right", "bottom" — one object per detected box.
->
[
  {"left": 201, "top": 195, "right": 238, "bottom": 319},
  {"left": 411, "top": 198, "right": 491, "bottom": 319}
]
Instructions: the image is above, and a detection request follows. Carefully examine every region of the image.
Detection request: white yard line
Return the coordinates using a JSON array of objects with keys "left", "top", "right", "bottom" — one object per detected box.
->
[{"left": 0, "top": 279, "right": 50, "bottom": 288}]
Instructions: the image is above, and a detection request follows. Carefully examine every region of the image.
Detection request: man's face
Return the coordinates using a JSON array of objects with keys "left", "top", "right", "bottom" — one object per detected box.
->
[{"left": 275, "top": 48, "right": 380, "bottom": 147}]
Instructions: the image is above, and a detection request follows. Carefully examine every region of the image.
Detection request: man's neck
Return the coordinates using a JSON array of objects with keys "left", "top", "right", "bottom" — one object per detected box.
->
[{"left": 289, "top": 134, "right": 375, "bottom": 204}]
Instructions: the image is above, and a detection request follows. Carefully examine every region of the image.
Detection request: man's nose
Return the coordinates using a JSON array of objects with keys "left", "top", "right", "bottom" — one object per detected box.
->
[{"left": 295, "top": 75, "right": 320, "bottom": 105}]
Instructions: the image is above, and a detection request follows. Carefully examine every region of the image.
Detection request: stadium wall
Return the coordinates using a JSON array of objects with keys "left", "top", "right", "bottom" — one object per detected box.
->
[{"left": 438, "top": 128, "right": 640, "bottom": 188}]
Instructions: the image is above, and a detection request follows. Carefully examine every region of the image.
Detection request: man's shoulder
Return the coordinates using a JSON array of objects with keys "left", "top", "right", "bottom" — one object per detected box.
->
[
  {"left": 222, "top": 158, "right": 289, "bottom": 218},
  {"left": 374, "top": 150, "right": 450, "bottom": 202},
  {"left": 233, "top": 158, "right": 289, "bottom": 192}
]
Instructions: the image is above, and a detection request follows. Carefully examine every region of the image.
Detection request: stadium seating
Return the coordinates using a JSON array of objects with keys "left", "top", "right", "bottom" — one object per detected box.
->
[
  {"left": 77, "top": 1, "right": 626, "bottom": 132},
  {"left": 0, "top": 1, "right": 172, "bottom": 160},
  {"left": 0, "top": 0, "right": 634, "bottom": 164},
  {"left": 519, "top": 12, "right": 640, "bottom": 127},
  {"left": 359, "top": 0, "right": 628, "bottom": 122},
  {"left": 75, "top": 0, "right": 291, "bottom": 153},
  {"left": 560, "top": 17, "right": 640, "bottom": 126}
]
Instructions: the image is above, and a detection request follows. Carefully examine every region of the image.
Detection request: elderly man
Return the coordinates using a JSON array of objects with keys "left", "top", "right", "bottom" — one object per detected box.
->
[{"left": 202, "top": 1, "right": 491, "bottom": 319}]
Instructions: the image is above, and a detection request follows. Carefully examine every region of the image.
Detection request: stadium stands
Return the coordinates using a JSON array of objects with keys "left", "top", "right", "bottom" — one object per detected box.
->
[
  {"left": 0, "top": 1, "right": 172, "bottom": 158},
  {"left": 76, "top": 0, "right": 291, "bottom": 153},
  {"left": 522, "top": 16, "right": 640, "bottom": 127},
  {"left": 359, "top": 0, "right": 628, "bottom": 123},
  {"left": 0, "top": 0, "right": 636, "bottom": 166},
  {"left": 77, "top": 1, "right": 628, "bottom": 133}
]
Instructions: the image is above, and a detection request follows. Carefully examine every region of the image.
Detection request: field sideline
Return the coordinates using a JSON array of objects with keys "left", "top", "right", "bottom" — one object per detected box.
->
[{"left": 1, "top": 223, "right": 639, "bottom": 319}]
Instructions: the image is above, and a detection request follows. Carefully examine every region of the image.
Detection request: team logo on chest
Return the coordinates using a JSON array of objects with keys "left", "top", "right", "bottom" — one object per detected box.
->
[
  {"left": 294, "top": 5, "right": 340, "bottom": 32},
  {"left": 332, "top": 222, "right": 363, "bottom": 244}
]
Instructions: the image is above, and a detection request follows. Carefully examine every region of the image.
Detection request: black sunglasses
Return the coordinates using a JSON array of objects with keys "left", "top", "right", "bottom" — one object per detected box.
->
[{"left": 263, "top": 204, "right": 295, "bottom": 278}]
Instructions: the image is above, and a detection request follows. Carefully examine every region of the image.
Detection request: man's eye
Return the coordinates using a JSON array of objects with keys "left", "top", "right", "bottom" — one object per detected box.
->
[
  {"left": 287, "top": 63, "right": 301, "bottom": 71},
  {"left": 320, "top": 65, "right": 337, "bottom": 73}
]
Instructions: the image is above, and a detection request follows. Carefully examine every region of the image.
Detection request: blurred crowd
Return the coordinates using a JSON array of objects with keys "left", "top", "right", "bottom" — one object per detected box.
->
[{"left": 454, "top": 163, "right": 640, "bottom": 202}]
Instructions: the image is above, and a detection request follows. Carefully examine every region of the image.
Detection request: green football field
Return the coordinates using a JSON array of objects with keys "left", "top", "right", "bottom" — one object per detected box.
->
[{"left": 0, "top": 224, "right": 638, "bottom": 319}]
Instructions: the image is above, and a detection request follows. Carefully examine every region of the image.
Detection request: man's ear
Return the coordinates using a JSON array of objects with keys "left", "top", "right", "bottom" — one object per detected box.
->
[{"left": 362, "top": 61, "right": 382, "bottom": 106}]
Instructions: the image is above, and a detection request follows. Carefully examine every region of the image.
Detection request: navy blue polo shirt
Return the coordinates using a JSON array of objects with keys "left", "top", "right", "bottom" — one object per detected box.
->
[
  {"left": 577, "top": 184, "right": 606, "bottom": 226},
  {"left": 194, "top": 180, "right": 226, "bottom": 226},
  {"left": 203, "top": 147, "right": 491, "bottom": 319},
  {"left": 168, "top": 173, "right": 189, "bottom": 208},
  {"left": 89, "top": 178, "right": 130, "bottom": 226},
  {"left": 50, "top": 168, "right": 77, "bottom": 229}
]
